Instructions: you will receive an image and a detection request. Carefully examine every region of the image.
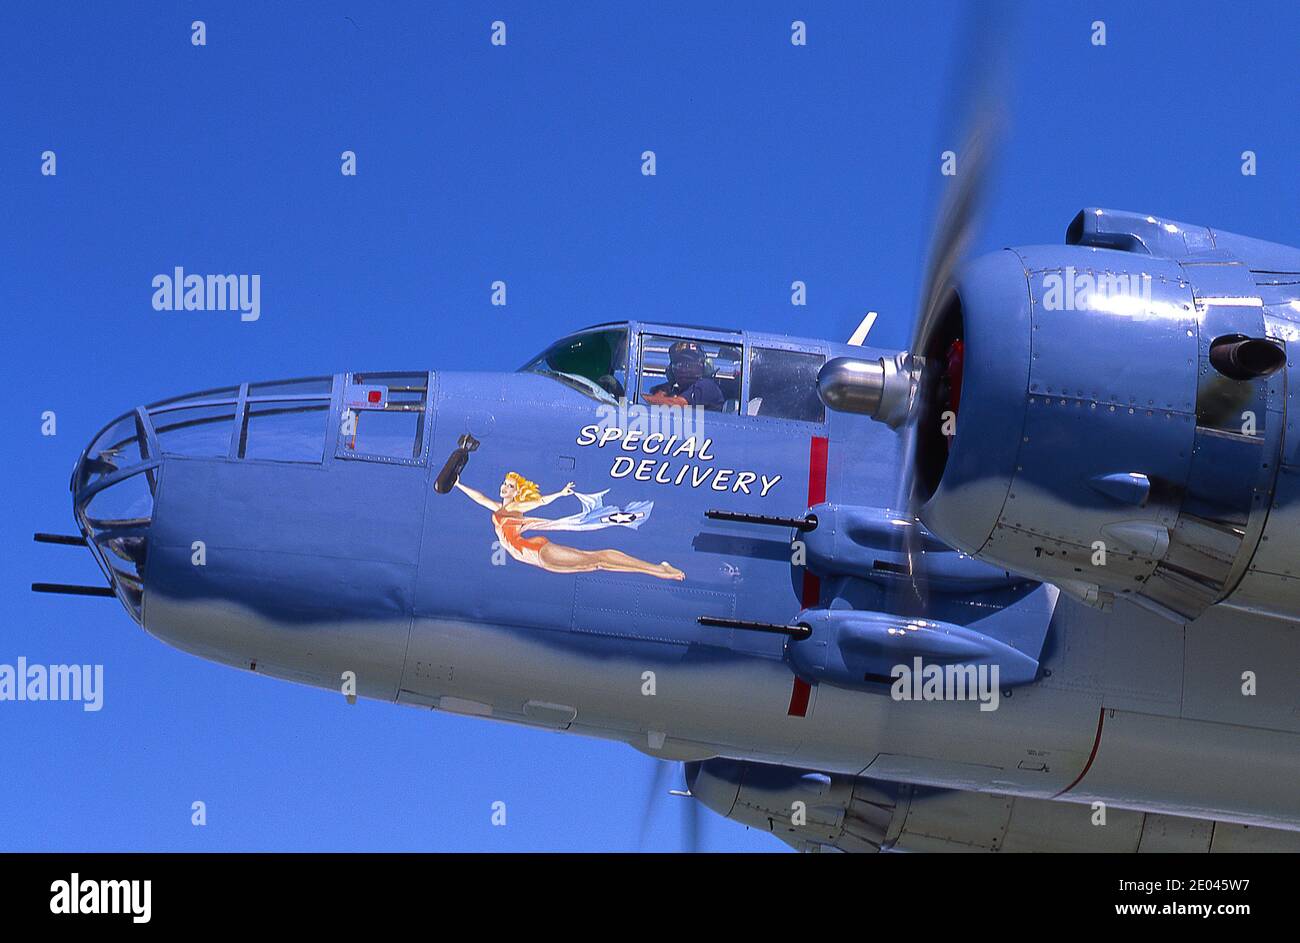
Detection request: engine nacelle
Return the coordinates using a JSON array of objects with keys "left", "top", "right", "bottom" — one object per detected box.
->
[
  {"left": 686, "top": 758, "right": 1300, "bottom": 852},
  {"left": 902, "top": 208, "right": 1300, "bottom": 623}
]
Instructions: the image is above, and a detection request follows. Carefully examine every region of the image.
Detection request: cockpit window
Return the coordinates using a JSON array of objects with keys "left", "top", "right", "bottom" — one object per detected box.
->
[
  {"left": 520, "top": 328, "right": 627, "bottom": 403},
  {"left": 638, "top": 334, "right": 742, "bottom": 414},
  {"left": 747, "top": 347, "right": 826, "bottom": 423}
]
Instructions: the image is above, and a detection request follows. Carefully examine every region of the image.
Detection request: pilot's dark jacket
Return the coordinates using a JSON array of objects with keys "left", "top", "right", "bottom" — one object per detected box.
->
[{"left": 651, "top": 377, "right": 725, "bottom": 410}]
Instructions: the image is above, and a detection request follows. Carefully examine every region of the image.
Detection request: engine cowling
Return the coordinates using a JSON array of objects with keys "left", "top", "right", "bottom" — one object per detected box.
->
[
  {"left": 687, "top": 758, "right": 1300, "bottom": 852},
  {"left": 833, "top": 208, "right": 1300, "bottom": 623}
]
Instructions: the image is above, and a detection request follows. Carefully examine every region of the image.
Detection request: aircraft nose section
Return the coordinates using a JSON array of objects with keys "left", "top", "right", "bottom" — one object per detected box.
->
[{"left": 71, "top": 409, "right": 159, "bottom": 624}]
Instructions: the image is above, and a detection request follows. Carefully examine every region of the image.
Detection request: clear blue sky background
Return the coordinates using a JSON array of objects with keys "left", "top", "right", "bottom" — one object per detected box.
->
[{"left": 2, "top": 1, "right": 1296, "bottom": 851}]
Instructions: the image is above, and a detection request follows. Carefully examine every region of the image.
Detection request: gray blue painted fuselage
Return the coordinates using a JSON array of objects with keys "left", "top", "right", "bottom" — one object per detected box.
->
[{"left": 70, "top": 248, "right": 1300, "bottom": 836}]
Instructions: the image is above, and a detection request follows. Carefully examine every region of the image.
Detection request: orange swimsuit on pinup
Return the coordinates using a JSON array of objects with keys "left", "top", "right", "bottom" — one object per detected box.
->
[{"left": 493, "top": 509, "right": 549, "bottom": 565}]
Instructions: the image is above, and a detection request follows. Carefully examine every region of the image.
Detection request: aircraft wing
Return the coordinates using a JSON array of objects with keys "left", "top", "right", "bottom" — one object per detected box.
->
[{"left": 687, "top": 758, "right": 1300, "bottom": 852}]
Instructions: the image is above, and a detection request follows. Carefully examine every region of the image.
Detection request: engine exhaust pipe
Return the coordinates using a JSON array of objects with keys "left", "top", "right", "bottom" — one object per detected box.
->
[{"left": 1209, "top": 334, "right": 1286, "bottom": 381}]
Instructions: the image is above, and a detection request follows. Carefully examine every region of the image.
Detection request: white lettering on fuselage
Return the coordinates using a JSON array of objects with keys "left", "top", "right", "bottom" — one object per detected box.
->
[{"left": 576, "top": 424, "right": 781, "bottom": 496}]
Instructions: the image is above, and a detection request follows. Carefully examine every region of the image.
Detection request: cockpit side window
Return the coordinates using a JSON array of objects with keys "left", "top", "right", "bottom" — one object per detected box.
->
[
  {"left": 747, "top": 347, "right": 826, "bottom": 423},
  {"left": 520, "top": 328, "right": 627, "bottom": 403},
  {"left": 637, "top": 334, "right": 743, "bottom": 414}
]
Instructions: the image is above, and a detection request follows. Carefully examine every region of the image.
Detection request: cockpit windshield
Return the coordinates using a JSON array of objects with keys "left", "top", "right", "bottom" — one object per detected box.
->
[{"left": 520, "top": 327, "right": 627, "bottom": 402}]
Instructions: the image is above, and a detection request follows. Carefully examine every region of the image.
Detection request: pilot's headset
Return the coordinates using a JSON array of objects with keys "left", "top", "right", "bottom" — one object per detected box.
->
[{"left": 666, "top": 341, "right": 712, "bottom": 386}]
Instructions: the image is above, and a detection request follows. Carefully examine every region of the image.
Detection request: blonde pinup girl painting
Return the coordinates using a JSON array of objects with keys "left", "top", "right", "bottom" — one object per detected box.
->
[{"left": 454, "top": 471, "right": 685, "bottom": 580}]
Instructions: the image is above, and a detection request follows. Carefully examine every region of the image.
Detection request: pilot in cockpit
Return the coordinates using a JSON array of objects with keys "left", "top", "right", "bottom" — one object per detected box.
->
[{"left": 644, "top": 340, "right": 724, "bottom": 411}]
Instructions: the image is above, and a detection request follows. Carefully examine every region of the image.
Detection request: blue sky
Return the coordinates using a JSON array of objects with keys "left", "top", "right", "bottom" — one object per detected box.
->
[{"left": 2, "top": 1, "right": 1297, "bottom": 851}]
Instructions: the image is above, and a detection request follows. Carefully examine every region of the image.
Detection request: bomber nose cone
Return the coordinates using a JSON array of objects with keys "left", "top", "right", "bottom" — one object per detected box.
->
[{"left": 71, "top": 410, "right": 159, "bottom": 624}]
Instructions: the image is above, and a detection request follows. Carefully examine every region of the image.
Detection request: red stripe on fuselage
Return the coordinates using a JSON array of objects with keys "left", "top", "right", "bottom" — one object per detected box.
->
[
  {"left": 787, "top": 676, "right": 812, "bottom": 717},
  {"left": 800, "top": 572, "right": 821, "bottom": 608},
  {"left": 801, "top": 436, "right": 829, "bottom": 608},
  {"left": 792, "top": 435, "right": 829, "bottom": 714},
  {"left": 807, "top": 436, "right": 829, "bottom": 506}
]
